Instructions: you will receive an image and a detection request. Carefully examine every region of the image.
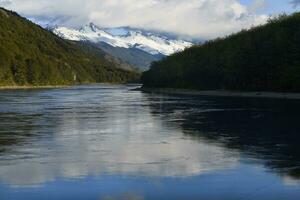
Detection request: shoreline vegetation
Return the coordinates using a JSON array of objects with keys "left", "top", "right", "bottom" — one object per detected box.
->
[
  {"left": 141, "top": 87, "right": 300, "bottom": 100},
  {"left": 142, "top": 13, "right": 300, "bottom": 93},
  {"left": 0, "top": 85, "right": 70, "bottom": 90},
  {"left": 0, "top": 82, "right": 141, "bottom": 90}
]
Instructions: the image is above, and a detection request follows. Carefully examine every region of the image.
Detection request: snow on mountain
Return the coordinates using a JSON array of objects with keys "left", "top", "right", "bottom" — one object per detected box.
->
[{"left": 53, "top": 23, "right": 193, "bottom": 56}]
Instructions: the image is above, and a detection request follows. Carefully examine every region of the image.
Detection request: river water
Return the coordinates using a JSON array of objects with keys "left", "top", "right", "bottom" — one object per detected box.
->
[{"left": 0, "top": 84, "right": 300, "bottom": 200}]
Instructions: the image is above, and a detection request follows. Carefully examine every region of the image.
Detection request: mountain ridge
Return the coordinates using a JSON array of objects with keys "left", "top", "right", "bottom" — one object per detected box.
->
[
  {"left": 52, "top": 23, "right": 193, "bottom": 56},
  {"left": 52, "top": 24, "right": 193, "bottom": 70},
  {"left": 0, "top": 7, "right": 139, "bottom": 86}
]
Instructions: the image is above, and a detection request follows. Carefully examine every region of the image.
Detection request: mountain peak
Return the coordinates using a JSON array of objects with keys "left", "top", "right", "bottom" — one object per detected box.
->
[
  {"left": 88, "top": 22, "right": 99, "bottom": 32},
  {"left": 79, "top": 22, "right": 100, "bottom": 33},
  {"left": 53, "top": 24, "right": 193, "bottom": 56}
]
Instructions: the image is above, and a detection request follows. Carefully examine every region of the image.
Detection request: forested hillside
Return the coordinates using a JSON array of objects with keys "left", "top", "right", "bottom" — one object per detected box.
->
[
  {"left": 0, "top": 8, "right": 139, "bottom": 86},
  {"left": 142, "top": 13, "right": 300, "bottom": 92}
]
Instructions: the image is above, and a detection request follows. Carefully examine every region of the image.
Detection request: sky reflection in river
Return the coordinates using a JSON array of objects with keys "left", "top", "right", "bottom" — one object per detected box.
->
[
  {"left": 0, "top": 85, "right": 238, "bottom": 186},
  {"left": 0, "top": 85, "right": 300, "bottom": 200}
]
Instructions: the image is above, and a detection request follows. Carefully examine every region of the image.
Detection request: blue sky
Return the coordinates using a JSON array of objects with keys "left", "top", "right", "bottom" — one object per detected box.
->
[{"left": 241, "top": 0, "right": 296, "bottom": 14}]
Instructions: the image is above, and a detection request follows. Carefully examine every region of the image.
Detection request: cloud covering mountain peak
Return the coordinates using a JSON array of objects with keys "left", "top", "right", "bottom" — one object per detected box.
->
[{"left": 1, "top": 0, "right": 268, "bottom": 39}]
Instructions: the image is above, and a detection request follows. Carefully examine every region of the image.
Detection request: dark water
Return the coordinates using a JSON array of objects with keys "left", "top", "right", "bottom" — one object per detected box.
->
[{"left": 0, "top": 84, "right": 300, "bottom": 200}]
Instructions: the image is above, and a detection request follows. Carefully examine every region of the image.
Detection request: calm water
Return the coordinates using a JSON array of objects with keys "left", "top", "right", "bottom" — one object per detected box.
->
[{"left": 0, "top": 84, "right": 300, "bottom": 200}]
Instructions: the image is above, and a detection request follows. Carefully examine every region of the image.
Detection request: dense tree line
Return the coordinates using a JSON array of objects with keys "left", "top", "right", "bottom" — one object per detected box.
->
[
  {"left": 142, "top": 13, "right": 300, "bottom": 92},
  {"left": 0, "top": 8, "right": 139, "bottom": 86}
]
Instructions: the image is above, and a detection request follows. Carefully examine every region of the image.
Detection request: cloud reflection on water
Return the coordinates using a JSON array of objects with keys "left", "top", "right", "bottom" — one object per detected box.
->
[{"left": 0, "top": 85, "right": 239, "bottom": 187}]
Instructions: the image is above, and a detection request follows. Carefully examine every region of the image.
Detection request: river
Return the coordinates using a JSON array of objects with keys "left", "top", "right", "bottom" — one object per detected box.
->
[{"left": 0, "top": 84, "right": 300, "bottom": 200}]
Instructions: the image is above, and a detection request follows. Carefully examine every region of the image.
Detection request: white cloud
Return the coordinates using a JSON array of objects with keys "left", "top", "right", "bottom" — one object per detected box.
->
[
  {"left": 2, "top": 0, "right": 268, "bottom": 39},
  {"left": 0, "top": 0, "right": 12, "bottom": 6}
]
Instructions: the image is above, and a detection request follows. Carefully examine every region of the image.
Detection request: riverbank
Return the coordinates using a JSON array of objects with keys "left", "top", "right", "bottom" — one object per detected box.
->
[
  {"left": 0, "top": 85, "right": 70, "bottom": 90},
  {"left": 141, "top": 87, "right": 300, "bottom": 100}
]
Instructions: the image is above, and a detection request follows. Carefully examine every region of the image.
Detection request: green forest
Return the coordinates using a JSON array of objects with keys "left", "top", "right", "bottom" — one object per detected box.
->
[
  {"left": 142, "top": 13, "right": 300, "bottom": 92},
  {"left": 0, "top": 8, "right": 139, "bottom": 87}
]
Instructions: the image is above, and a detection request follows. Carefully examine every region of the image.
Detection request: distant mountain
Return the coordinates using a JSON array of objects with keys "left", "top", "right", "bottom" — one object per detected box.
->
[
  {"left": 90, "top": 42, "right": 164, "bottom": 71},
  {"left": 142, "top": 13, "right": 300, "bottom": 92},
  {"left": 0, "top": 8, "right": 139, "bottom": 86},
  {"left": 52, "top": 24, "right": 193, "bottom": 70}
]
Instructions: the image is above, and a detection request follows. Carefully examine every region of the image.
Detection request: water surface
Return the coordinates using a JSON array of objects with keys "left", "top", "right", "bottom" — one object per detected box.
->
[{"left": 0, "top": 84, "right": 300, "bottom": 200}]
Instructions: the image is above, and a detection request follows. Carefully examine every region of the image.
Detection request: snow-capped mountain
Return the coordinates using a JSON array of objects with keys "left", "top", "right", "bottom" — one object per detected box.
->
[{"left": 52, "top": 23, "right": 193, "bottom": 56}]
